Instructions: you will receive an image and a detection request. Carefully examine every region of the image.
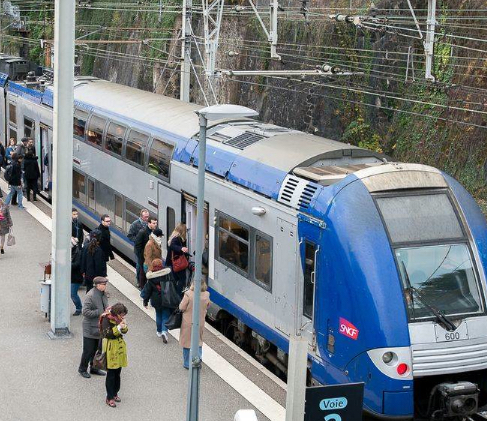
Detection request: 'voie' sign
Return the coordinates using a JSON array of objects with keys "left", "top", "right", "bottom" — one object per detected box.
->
[{"left": 305, "top": 382, "right": 364, "bottom": 421}]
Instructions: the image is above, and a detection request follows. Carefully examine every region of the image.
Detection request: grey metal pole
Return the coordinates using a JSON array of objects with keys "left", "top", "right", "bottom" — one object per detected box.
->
[
  {"left": 186, "top": 113, "right": 207, "bottom": 421},
  {"left": 49, "top": 0, "right": 75, "bottom": 339},
  {"left": 285, "top": 336, "right": 308, "bottom": 421},
  {"left": 180, "top": 0, "right": 192, "bottom": 102},
  {"left": 424, "top": 0, "right": 436, "bottom": 81}
]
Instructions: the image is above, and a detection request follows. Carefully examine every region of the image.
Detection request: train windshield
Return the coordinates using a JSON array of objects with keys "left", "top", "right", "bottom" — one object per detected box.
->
[{"left": 396, "top": 244, "right": 483, "bottom": 319}]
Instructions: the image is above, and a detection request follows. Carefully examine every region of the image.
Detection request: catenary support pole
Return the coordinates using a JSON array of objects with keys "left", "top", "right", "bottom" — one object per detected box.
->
[
  {"left": 180, "top": 0, "right": 192, "bottom": 102},
  {"left": 49, "top": 0, "right": 75, "bottom": 339},
  {"left": 424, "top": 0, "right": 436, "bottom": 81},
  {"left": 186, "top": 113, "right": 207, "bottom": 421},
  {"left": 285, "top": 336, "right": 308, "bottom": 421}
]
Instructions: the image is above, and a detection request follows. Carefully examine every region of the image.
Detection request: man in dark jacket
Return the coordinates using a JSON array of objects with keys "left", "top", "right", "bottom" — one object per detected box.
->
[
  {"left": 127, "top": 208, "right": 149, "bottom": 242},
  {"left": 4, "top": 153, "right": 25, "bottom": 209},
  {"left": 78, "top": 277, "right": 109, "bottom": 378},
  {"left": 23, "top": 149, "right": 40, "bottom": 201},
  {"left": 71, "top": 208, "right": 84, "bottom": 247},
  {"left": 98, "top": 214, "right": 115, "bottom": 262},
  {"left": 134, "top": 216, "right": 158, "bottom": 289},
  {"left": 81, "top": 230, "right": 107, "bottom": 293}
]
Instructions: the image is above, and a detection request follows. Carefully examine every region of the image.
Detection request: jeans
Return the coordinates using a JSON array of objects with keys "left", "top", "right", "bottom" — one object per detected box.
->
[
  {"left": 5, "top": 185, "right": 23, "bottom": 208},
  {"left": 183, "top": 346, "right": 202, "bottom": 369},
  {"left": 155, "top": 307, "right": 172, "bottom": 333},
  {"left": 106, "top": 367, "right": 122, "bottom": 400},
  {"left": 71, "top": 283, "right": 82, "bottom": 311}
]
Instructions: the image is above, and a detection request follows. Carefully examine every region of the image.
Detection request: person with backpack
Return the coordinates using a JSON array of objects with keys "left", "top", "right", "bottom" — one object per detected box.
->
[
  {"left": 100, "top": 302, "right": 128, "bottom": 408},
  {"left": 142, "top": 258, "right": 173, "bottom": 343},
  {"left": 4, "top": 153, "right": 25, "bottom": 210},
  {"left": 78, "top": 277, "right": 109, "bottom": 379}
]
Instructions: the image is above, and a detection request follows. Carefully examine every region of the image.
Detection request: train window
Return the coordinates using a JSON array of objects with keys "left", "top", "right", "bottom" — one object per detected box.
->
[
  {"left": 86, "top": 115, "right": 106, "bottom": 147},
  {"left": 88, "top": 179, "right": 95, "bottom": 210},
  {"left": 125, "top": 200, "right": 142, "bottom": 232},
  {"left": 9, "top": 128, "right": 17, "bottom": 143},
  {"left": 9, "top": 103, "right": 16, "bottom": 125},
  {"left": 24, "top": 117, "right": 34, "bottom": 139},
  {"left": 167, "top": 207, "right": 175, "bottom": 238},
  {"left": 254, "top": 232, "right": 272, "bottom": 290},
  {"left": 376, "top": 193, "right": 464, "bottom": 244},
  {"left": 125, "top": 130, "right": 148, "bottom": 167},
  {"left": 95, "top": 182, "right": 114, "bottom": 218},
  {"left": 114, "top": 195, "right": 123, "bottom": 229},
  {"left": 72, "top": 170, "right": 86, "bottom": 203},
  {"left": 303, "top": 242, "right": 316, "bottom": 319},
  {"left": 105, "top": 122, "right": 126, "bottom": 156},
  {"left": 73, "top": 110, "right": 88, "bottom": 140},
  {"left": 148, "top": 138, "right": 173, "bottom": 181},
  {"left": 217, "top": 212, "right": 249, "bottom": 275}
]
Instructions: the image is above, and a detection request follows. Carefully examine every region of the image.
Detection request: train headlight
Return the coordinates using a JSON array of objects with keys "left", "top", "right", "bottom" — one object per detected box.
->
[{"left": 382, "top": 352, "right": 395, "bottom": 364}]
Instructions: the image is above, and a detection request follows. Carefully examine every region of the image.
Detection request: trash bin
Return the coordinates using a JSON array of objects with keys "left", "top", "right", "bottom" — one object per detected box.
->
[{"left": 40, "top": 280, "right": 51, "bottom": 318}]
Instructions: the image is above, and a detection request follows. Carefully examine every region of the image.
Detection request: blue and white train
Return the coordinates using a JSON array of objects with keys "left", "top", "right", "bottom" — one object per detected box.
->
[{"left": 1, "top": 56, "right": 486, "bottom": 420}]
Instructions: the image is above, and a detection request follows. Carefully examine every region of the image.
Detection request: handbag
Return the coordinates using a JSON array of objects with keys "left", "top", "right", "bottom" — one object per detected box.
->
[
  {"left": 165, "top": 309, "right": 182, "bottom": 330},
  {"left": 7, "top": 228, "right": 15, "bottom": 246},
  {"left": 92, "top": 338, "right": 107, "bottom": 370},
  {"left": 172, "top": 252, "right": 189, "bottom": 273},
  {"left": 160, "top": 274, "right": 181, "bottom": 308}
]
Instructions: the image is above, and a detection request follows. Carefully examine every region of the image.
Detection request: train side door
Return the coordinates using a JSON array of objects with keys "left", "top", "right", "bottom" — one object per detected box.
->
[
  {"left": 157, "top": 183, "right": 182, "bottom": 256},
  {"left": 298, "top": 217, "right": 324, "bottom": 353},
  {"left": 183, "top": 192, "right": 209, "bottom": 258},
  {"left": 39, "top": 124, "right": 52, "bottom": 193},
  {"left": 274, "top": 218, "right": 298, "bottom": 337}
]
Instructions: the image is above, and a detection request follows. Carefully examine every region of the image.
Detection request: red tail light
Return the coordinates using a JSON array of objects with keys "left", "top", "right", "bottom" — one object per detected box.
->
[{"left": 397, "top": 363, "right": 409, "bottom": 375}]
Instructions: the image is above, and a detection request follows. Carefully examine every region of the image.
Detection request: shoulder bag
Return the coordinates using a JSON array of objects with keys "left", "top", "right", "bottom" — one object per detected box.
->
[
  {"left": 165, "top": 309, "right": 182, "bottom": 330},
  {"left": 172, "top": 252, "right": 189, "bottom": 273},
  {"left": 92, "top": 338, "right": 107, "bottom": 371},
  {"left": 160, "top": 273, "right": 181, "bottom": 308},
  {"left": 7, "top": 228, "right": 15, "bottom": 246}
]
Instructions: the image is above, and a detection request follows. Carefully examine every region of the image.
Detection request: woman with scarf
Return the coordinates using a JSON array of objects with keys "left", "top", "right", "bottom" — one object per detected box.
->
[
  {"left": 100, "top": 302, "right": 128, "bottom": 408},
  {"left": 143, "top": 228, "right": 164, "bottom": 272},
  {"left": 0, "top": 198, "right": 13, "bottom": 254}
]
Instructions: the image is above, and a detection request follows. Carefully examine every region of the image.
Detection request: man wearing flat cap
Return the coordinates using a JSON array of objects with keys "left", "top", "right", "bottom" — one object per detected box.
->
[{"left": 78, "top": 276, "right": 109, "bottom": 378}]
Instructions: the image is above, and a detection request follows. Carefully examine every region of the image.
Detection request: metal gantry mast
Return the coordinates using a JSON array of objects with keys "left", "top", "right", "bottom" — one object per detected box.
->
[{"left": 180, "top": 0, "right": 192, "bottom": 102}]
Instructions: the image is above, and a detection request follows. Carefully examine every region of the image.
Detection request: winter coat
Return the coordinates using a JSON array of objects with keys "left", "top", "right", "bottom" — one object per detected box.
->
[
  {"left": 71, "top": 246, "right": 84, "bottom": 284},
  {"left": 82, "top": 287, "right": 108, "bottom": 339},
  {"left": 134, "top": 226, "right": 151, "bottom": 262},
  {"left": 144, "top": 238, "right": 162, "bottom": 270},
  {"left": 127, "top": 218, "right": 145, "bottom": 242},
  {"left": 7, "top": 161, "right": 22, "bottom": 186},
  {"left": 101, "top": 317, "right": 128, "bottom": 369},
  {"left": 97, "top": 223, "right": 114, "bottom": 261},
  {"left": 165, "top": 235, "right": 185, "bottom": 268},
  {"left": 72, "top": 219, "right": 84, "bottom": 245},
  {"left": 82, "top": 245, "right": 107, "bottom": 282},
  {"left": 179, "top": 289, "right": 210, "bottom": 348},
  {"left": 142, "top": 268, "right": 172, "bottom": 310},
  {"left": 0, "top": 203, "right": 13, "bottom": 236},
  {"left": 23, "top": 155, "right": 40, "bottom": 181}
]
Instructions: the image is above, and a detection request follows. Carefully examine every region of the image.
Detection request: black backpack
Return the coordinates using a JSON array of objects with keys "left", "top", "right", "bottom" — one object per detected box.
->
[{"left": 4, "top": 164, "right": 13, "bottom": 183}]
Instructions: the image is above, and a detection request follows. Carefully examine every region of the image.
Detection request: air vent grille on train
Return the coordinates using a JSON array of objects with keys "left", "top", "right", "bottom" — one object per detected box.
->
[
  {"left": 223, "top": 132, "right": 265, "bottom": 149},
  {"left": 278, "top": 175, "right": 318, "bottom": 210}
]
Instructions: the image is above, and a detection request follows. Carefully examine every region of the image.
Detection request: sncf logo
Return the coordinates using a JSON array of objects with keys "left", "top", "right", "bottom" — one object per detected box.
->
[{"left": 339, "top": 317, "right": 359, "bottom": 340}]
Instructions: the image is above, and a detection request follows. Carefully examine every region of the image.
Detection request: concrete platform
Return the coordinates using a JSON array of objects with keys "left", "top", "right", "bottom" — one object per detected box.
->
[{"left": 0, "top": 182, "right": 286, "bottom": 421}]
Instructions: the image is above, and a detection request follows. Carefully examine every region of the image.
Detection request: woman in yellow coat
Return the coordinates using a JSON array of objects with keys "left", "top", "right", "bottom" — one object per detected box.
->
[{"left": 100, "top": 303, "right": 128, "bottom": 408}]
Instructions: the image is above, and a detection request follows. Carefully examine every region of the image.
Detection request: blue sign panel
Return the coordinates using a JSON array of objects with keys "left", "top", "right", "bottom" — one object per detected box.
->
[{"left": 305, "top": 383, "right": 364, "bottom": 421}]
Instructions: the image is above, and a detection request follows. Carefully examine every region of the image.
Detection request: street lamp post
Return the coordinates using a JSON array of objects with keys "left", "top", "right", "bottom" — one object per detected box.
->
[{"left": 186, "top": 104, "right": 258, "bottom": 421}]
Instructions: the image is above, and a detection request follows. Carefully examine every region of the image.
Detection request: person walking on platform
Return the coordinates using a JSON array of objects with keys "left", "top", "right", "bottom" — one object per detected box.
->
[
  {"left": 144, "top": 228, "right": 164, "bottom": 272},
  {"left": 100, "top": 302, "right": 128, "bottom": 408},
  {"left": 179, "top": 281, "right": 210, "bottom": 369},
  {"left": 81, "top": 230, "right": 107, "bottom": 293},
  {"left": 142, "top": 258, "right": 172, "bottom": 343},
  {"left": 78, "top": 276, "right": 109, "bottom": 379},
  {"left": 4, "top": 153, "right": 25, "bottom": 210},
  {"left": 166, "top": 223, "right": 189, "bottom": 296},
  {"left": 71, "top": 208, "right": 83, "bottom": 247},
  {"left": 23, "top": 149, "right": 40, "bottom": 202},
  {"left": 134, "top": 216, "right": 158, "bottom": 289},
  {"left": 71, "top": 242, "right": 84, "bottom": 316},
  {"left": 127, "top": 208, "right": 149, "bottom": 242},
  {"left": 98, "top": 214, "right": 115, "bottom": 262},
  {"left": 0, "top": 198, "right": 13, "bottom": 254}
]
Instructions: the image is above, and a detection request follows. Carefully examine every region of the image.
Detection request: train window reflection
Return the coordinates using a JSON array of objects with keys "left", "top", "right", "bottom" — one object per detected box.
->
[
  {"left": 72, "top": 170, "right": 86, "bottom": 203},
  {"left": 9, "top": 128, "right": 17, "bottom": 143},
  {"left": 88, "top": 179, "right": 95, "bottom": 209},
  {"left": 105, "top": 122, "right": 126, "bottom": 156},
  {"left": 73, "top": 110, "right": 88, "bottom": 140},
  {"left": 24, "top": 117, "right": 34, "bottom": 139},
  {"left": 86, "top": 115, "right": 106, "bottom": 147},
  {"left": 254, "top": 233, "right": 272, "bottom": 289},
  {"left": 217, "top": 213, "right": 249, "bottom": 275},
  {"left": 148, "top": 138, "right": 173, "bottom": 180},
  {"left": 125, "top": 200, "right": 142, "bottom": 232},
  {"left": 126, "top": 130, "right": 148, "bottom": 167},
  {"left": 115, "top": 195, "right": 123, "bottom": 229},
  {"left": 396, "top": 244, "right": 482, "bottom": 319},
  {"left": 9, "top": 102, "right": 16, "bottom": 125},
  {"left": 303, "top": 242, "right": 316, "bottom": 319}
]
